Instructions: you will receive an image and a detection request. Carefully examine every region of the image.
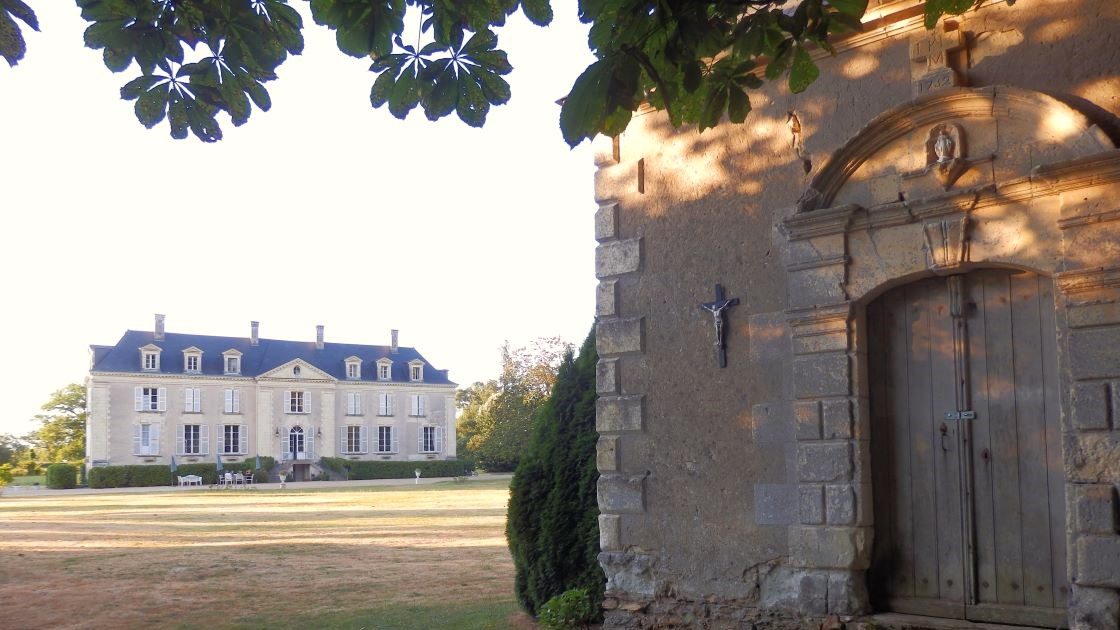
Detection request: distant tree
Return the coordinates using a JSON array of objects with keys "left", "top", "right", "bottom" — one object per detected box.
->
[
  {"left": 0, "top": 433, "right": 30, "bottom": 466},
  {"left": 507, "top": 325, "right": 603, "bottom": 617},
  {"left": 2, "top": 1, "right": 995, "bottom": 144},
  {"left": 30, "top": 384, "right": 87, "bottom": 463},
  {"left": 457, "top": 338, "right": 569, "bottom": 471}
]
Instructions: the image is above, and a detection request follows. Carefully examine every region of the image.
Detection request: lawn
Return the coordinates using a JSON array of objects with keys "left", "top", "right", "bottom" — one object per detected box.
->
[
  {"left": 9, "top": 475, "right": 45, "bottom": 486},
  {"left": 0, "top": 478, "right": 533, "bottom": 629}
]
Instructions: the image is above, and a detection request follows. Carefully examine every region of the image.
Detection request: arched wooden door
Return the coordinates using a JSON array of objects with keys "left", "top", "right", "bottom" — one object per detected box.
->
[{"left": 867, "top": 269, "right": 1068, "bottom": 627}]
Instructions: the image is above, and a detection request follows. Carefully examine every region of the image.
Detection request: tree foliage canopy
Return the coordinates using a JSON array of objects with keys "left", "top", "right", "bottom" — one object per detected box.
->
[
  {"left": 31, "top": 383, "right": 87, "bottom": 463},
  {"left": 4, "top": 0, "right": 996, "bottom": 144}
]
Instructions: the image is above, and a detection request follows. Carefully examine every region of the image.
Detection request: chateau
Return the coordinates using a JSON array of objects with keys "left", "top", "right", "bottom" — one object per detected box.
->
[
  {"left": 86, "top": 315, "right": 457, "bottom": 481},
  {"left": 591, "top": 0, "right": 1120, "bottom": 627}
]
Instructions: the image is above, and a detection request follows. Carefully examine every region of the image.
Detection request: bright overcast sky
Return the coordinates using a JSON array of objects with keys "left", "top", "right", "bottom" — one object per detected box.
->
[{"left": 0, "top": 2, "right": 597, "bottom": 436}]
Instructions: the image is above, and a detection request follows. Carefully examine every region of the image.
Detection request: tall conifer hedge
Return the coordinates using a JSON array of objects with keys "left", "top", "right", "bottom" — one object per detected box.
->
[{"left": 506, "top": 326, "right": 605, "bottom": 617}]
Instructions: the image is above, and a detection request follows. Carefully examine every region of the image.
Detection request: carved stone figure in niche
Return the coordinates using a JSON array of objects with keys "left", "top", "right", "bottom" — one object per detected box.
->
[{"left": 901, "top": 121, "right": 991, "bottom": 190}]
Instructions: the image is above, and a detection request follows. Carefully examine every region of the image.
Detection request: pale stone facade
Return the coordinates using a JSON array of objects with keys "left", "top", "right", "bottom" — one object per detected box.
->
[
  {"left": 592, "top": 0, "right": 1120, "bottom": 627},
  {"left": 87, "top": 319, "right": 457, "bottom": 477}
]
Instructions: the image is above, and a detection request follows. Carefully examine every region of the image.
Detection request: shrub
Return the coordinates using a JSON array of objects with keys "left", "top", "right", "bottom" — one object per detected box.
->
[
  {"left": 45, "top": 463, "right": 78, "bottom": 489},
  {"left": 88, "top": 466, "right": 127, "bottom": 489},
  {"left": 538, "top": 588, "right": 596, "bottom": 629},
  {"left": 507, "top": 326, "right": 604, "bottom": 618},
  {"left": 0, "top": 463, "right": 13, "bottom": 486},
  {"left": 88, "top": 457, "right": 277, "bottom": 489},
  {"left": 320, "top": 458, "right": 476, "bottom": 480}
]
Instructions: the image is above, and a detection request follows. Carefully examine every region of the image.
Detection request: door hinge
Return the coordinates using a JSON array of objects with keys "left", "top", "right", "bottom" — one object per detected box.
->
[{"left": 944, "top": 410, "right": 976, "bottom": 421}]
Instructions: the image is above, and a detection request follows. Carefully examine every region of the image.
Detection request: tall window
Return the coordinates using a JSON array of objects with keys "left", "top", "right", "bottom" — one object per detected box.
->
[
  {"left": 377, "top": 426, "right": 396, "bottom": 453},
  {"left": 420, "top": 426, "right": 442, "bottom": 453},
  {"left": 143, "top": 352, "right": 159, "bottom": 370},
  {"left": 346, "top": 361, "right": 361, "bottom": 379},
  {"left": 184, "top": 388, "right": 201, "bottom": 413},
  {"left": 185, "top": 354, "right": 200, "bottom": 372},
  {"left": 344, "top": 425, "right": 366, "bottom": 454},
  {"left": 223, "top": 389, "right": 241, "bottom": 414},
  {"left": 181, "top": 424, "right": 203, "bottom": 454},
  {"left": 134, "top": 423, "right": 159, "bottom": 455},
  {"left": 378, "top": 393, "right": 393, "bottom": 416},
  {"left": 410, "top": 394, "right": 425, "bottom": 417},
  {"left": 222, "top": 424, "right": 243, "bottom": 454},
  {"left": 135, "top": 387, "right": 166, "bottom": 412},
  {"left": 346, "top": 392, "right": 362, "bottom": 415},
  {"left": 410, "top": 364, "right": 423, "bottom": 381},
  {"left": 287, "top": 391, "right": 307, "bottom": 413},
  {"left": 378, "top": 362, "right": 391, "bottom": 380},
  {"left": 225, "top": 356, "right": 240, "bottom": 374}
]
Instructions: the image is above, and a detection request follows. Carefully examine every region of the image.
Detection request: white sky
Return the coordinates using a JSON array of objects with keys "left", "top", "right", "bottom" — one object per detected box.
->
[{"left": 0, "top": 2, "right": 598, "bottom": 436}]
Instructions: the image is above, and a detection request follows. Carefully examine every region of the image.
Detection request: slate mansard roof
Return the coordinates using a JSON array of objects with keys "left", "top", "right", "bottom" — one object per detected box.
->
[{"left": 90, "top": 330, "right": 455, "bottom": 385}]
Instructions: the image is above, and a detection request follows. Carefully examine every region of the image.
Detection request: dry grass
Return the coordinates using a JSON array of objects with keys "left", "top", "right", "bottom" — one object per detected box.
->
[{"left": 0, "top": 479, "right": 534, "bottom": 629}]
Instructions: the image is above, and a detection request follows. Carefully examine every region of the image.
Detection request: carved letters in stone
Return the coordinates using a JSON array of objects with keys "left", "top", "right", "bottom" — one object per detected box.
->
[{"left": 923, "top": 215, "right": 971, "bottom": 270}]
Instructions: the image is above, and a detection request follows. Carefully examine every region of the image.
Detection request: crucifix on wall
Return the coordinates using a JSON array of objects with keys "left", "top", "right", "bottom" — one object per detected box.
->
[{"left": 699, "top": 284, "right": 740, "bottom": 368}]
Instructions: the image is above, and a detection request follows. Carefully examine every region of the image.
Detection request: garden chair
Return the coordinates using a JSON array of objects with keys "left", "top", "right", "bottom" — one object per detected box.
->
[
  {"left": 244, "top": 471, "right": 254, "bottom": 485},
  {"left": 177, "top": 475, "right": 187, "bottom": 487}
]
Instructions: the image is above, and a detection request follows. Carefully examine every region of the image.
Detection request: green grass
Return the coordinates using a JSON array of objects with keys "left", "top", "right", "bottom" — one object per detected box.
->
[
  {"left": 9, "top": 475, "right": 45, "bottom": 486},
  {"left": 221, "top": 599, "right": 523, "bottom": 630}
]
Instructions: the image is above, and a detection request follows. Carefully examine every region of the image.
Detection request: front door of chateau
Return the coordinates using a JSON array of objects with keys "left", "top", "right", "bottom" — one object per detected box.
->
[{"left": 867, "top": 269, "right": 1067, "bottom": 627}]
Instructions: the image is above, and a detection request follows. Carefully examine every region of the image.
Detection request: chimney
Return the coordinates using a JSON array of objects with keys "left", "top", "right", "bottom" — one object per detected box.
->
[
  {"left": 391, "top": 329, "right": 399, "bottom": 354},
  {"left": 316, "top": 325, "right": 325, "bottom": 350},
  {"left": 154, "top": 314, "right": 165, "bottom": 341},
  {"left": 250, "top": 321, "right": 259, "bottom": 346}
]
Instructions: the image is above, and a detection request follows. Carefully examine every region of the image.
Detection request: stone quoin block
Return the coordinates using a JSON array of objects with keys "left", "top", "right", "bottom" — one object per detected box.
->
[
  {"left": 789, "top": 526, "right": 871, "bottom": 570},
  {"left": 1072, "top": 381, "right": 1112, "bottom": 430},
  {"left": 595, "top": 202, "right": 620, "bottom": 242},
  {"left": 827, "top": 570, "right": 870, "bottom": 615},
  {"left": 793, "top": 353, "right": 851, "bottom": 399},
  {"left": 798, "top": 571, "right": 828, "bottom": 615},
  {"left": 798, "top": 442, "right": 853, "bottom": 483},
  {"left": 596, "top": 395, "right": 644, "bottom": 433},
  {"left": 599, "top": 514, "right": 622, "bottom": 551},
  {"left": 598, "top": 474, "right": 646, "bottom": 513},
  {"left": 826, "top": 484, "right": 857, "bottom": 525},
  {"left": 597, "top": 435, "right": 620, "bottom": 472},
  {"left": 597, "top": 317, "right": 644, "bottom": 355},
  {"left": 1069, "top": 483, "right": 1119, "bottom": 534},
  {"left": 794, "top": 400, "right": 823, "bottom": 440},
  {"left": 822, "top": 399, "right": 853, "bottom": 440},
  {"left": 597, "top": 280, "right": 619, "bottom": 317},
  {"left": 596, "top": 357, "right": 620, "bottom": 394},
  {"left": 595, "top": 238, "right": 641, "bottom": 279},
  {"left": 800, "top": 484, "right": 826, "bottom": 525},
  {"left": 1076, "top": 535, "right": 1120, "bottom": 588},
  {"left": 1070, "top": 584, "right": 1120, "bottom": 630}
]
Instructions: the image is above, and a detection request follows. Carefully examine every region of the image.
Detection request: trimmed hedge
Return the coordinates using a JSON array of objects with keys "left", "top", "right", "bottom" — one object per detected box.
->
[
  {"left": 45, "top": 463, "right": 78, "bottom": 489},
  {"left": 88, "top": 457, "right": 275, "bottom": 489},
  {"left": 320, "top": 458, "right": 475, "bottom": 480}
]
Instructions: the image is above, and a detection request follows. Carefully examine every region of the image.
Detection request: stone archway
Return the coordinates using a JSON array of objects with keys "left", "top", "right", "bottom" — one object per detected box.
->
[{"left": 779, "top": 85, "right": 1120, "bottom": 625}]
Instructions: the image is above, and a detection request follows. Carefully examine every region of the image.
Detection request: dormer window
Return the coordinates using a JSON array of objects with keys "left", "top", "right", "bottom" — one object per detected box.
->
[
  {"left": 409, "top": 360, "right": 425, "bottom": 382},
  {"left": 140, "top": 344, "right": 162, "bottom": 371},
  {"left": 183, "top": 347, "right": 203, "bottom": 374},
  {"left": 345, "top": 356, "right": 362, "bottom": 380},
  {"left": 377, "top": 359, "right": 392, "bottom": 381},
  {"left": 222, "top": 349, "right": 243, "bottom": 375}
]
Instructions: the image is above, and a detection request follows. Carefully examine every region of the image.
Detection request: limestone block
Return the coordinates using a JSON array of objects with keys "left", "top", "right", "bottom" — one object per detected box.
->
[
  {"left": 598, "top": 474, "right": 645, "bottom": 513},
  {"left": 1073, "top": 381, "right": 1113, "bottom": 430},
  {"left": 795, "top": 401, "right": 823, "bottom": 440},
  {"left": 1068, "top": 433, "right": 1120, "bottom": 483},
  {"left": 800, "top": 484, "right": 825, "bottom": 525},
  {"left": 597, "top": 436, "right": 620, "bottom": 472},
  {"left": 598, "top": 551, "right": 655, "bottom": 597},
  {"left": 1071, "top": 328, "right": 1120, "bottom": 381},
  {"left": 1076, "top": 535, "right": 1120, "bottom": 588},
  {"left": 793, "top": 354, "right": 850, "bottom": 399},
  {"left": 596, "top": 358, "right": 620, "bottom": 394},
  {"left": 798, "top": 571, "right": 828, "bottom": 615},
  {"left": 826, "top": 484, "right": 856, "bottom": 526},
  {"left": 596, "top": 395, "right": 644, "bottom": 433},
  {"left": 599, "top": 514, "right": 622, "bottom": 552},
  {"left": 822, "top": 399, "right": 853, "bottom": 439},
  {"left": 1068, "top": 301, "right": 1120, "bottom": 330},
  {"left": 798, "top": 442, "right": 853, "bottom": 482},
  {"left": 596, "top": 238, "right": 641, "bottom": 279},
  {"left": 827, "top": 570, "right": 870, "bottom": 615},
  {"left": 1070, "top": 584, "right": 1120, "bottom": 630},
  {"left": 1069, "top": 483, "right": 1119, "bottom": 535},
  {"left": 597, "top": 280, "right": 619, "bottom": 317},
  {"left": 754, "top": 483, "right": 797, "bottom": 525},
  {"left": 595, "top": 202, "right": 620, "bottom": 242},
  {"left": 788, "top": 264, "right": 849, "bottom": 311},
  {"left": 597, "top": 317, "right": 643, "bottom": 355},
  {"left": 789, "top": 526, "right": 872, "bottom": 570}
]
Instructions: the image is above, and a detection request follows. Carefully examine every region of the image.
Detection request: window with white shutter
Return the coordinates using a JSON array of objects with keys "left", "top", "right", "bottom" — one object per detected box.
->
[
  {"left": 184, "top": 388, "right": 201, "bottom": 413},
  {"left": 134, "top": 423, "right": 160, "bottom": 455},
  {"left": 137, "top": 387, "right": 166, "bottom": 412},
  {"left": 420, "top": 426, "right": 439, "bottom": 453},
  {"left": 221, "top": 424, "right": 244, "bottom": 454},
  {"left": 179, "top": 424, "right": 205, "bottom": 454},
  {"left": 224, "top": 389, "right": 241, "bottom": 414},
  {"left": 286, "top": 391, "right": 307, "bottom": 413},
  {"left": 346, "top": 392, "right": 362, "bottom": 416},
  {"left": 410, "top": 394, "right": 425, "bottom": 417},
  {"left": 378, "top": 393, "right": 393, "bottom": 416},
  {"left": 359, "top": 425, "right": 368, "bottom": 454}
]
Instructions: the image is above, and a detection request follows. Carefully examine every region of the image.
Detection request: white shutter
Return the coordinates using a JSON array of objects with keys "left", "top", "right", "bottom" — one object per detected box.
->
[
  {"left": 418, "top": 427, "right": 425, "bottom": 452},
  {"left": 346, "top": 393, "right": 355, "bottom": 415},
  {"left": 184, "top": 389, "right": 192, "bottom": 412},
  {"left": 224, "top": 389, "right": 233, "bottom": 413},
  {"left": 340, "top": 427, "right": 348, "bottom": 453},
  {"left": 391, "top": 426, "right": 399, "bottom": 453},
  {"left": 200, "top": 424, "right": 209, "bottom": 455},
  {"left": 284, "top": 390, "right": 292, "bottom": 413},
  {"left": 306, "top": 391, "right": 313, "bottom": 413},
  {"left": 418, "top": 395, "right": 425, "bottom": 416},
  {"left": 239, "top": 426, "right": 248, "bottom": 454},
  {"left": 133, "top": 424, "right": 142, "bottom": 454},
  {"left": 176, "top": 425, "right": 185, "bottom": 454},
  {"left": 233, "top": 389, "right": 240, "bottom": 413},
  {"left": 151, "top": 424, "right": 160, "bottom": 454},
  {"left": 217, "top": 425, "right": 226, "bottom": 454},
  {"left": 354, "top": 393, "right": 361, "bottom": 415},
  {"left": 306, "top": 432, "right": 314, "bottom": 458},
  {"left": 360, "top": 426, "right": 368, "bottom": 454},
  {"left": 436, "top": 426, "right": 444, "bottom": 453},
  {"left": 410, "top": 395, "right": 419, "bottom": 416},
  {"left": 134, "top": 387, "right": 143, "bottom": 411},
  {"left": 157, "top": 387, "right": 167, "bottom": 412}
]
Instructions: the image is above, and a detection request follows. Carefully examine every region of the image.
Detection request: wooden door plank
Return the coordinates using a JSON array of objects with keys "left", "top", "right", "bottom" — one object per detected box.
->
[
  {"left": 908, "top": 280, "right": 941, "bottom": 600},
  {"left": 1009, "top": 273, "right": 1057, "bottom": 609},
  {"left": 981, "top": 271, "right": 1026, "bottom": 606},
  {"left": 930, "top": 277, "right": 965, "bottom": 603},
  {"left": 1038, "top": 276, "right": 1070, "bottom": 608},
  {"left": 966, "top": 271, "right": 999, "bottom": 606}
]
